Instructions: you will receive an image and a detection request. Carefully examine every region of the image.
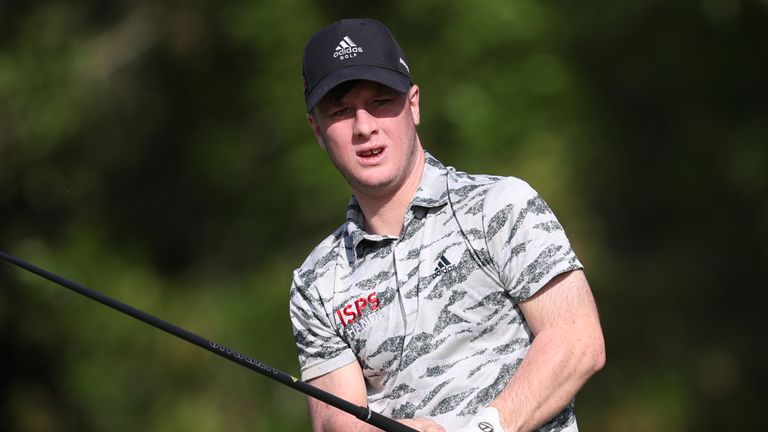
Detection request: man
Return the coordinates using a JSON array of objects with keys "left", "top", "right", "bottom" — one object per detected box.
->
[{"left": 290, "top": 18, "right": 605, "bottom": 432}]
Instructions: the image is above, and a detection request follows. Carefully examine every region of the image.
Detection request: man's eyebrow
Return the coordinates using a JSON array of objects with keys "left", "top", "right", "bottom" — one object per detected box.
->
[
  {"left": 372, "top": 86, "right": 398, "bottom": 96},
  {"left": 324, "top": 99, "right": 344, "bottom": 108},
  {"left": 318, "top": 96, "right": 347, "bottom": 111}
]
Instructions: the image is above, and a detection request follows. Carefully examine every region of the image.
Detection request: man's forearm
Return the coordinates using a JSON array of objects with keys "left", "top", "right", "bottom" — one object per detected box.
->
[
  {"left": 483, "top": 270, "right": 605, "bottom": 432},
  {"left": 309, "top": 397, "right": 386, "bottom": 432},
  {"left": 309, "top": 397, "right": 446, "bottom": 432},
  {"left": 490, "top": 324, "right": 605, "bottom": 432},
  {"left": 309, "top": 405, "right": 445, "bottom": 432},
  {"left": 310, "top": 411, "right": 382, "bottom": 432}
]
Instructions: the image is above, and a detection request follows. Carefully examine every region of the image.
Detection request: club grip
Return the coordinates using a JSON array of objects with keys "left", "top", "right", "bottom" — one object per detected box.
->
[{"left": 366, "top": 410, "right": 419, "bottom": 432}]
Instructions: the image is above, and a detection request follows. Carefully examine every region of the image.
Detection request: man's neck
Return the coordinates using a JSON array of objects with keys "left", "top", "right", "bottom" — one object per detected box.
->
[{"left": 354, "top": 149, "right": 426, "bottom": 237}]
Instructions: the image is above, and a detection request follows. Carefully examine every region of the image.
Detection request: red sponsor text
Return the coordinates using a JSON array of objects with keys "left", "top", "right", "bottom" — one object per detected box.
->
[{"left": 335, "top": 292, "right": 380, "bottom": 327}]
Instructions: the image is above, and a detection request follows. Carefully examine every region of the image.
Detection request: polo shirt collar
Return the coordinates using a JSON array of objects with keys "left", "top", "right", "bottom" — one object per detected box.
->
[
  {"left": 344, "top": 151, "right": 449, "bottom": 258},
  {"left": 411, "top": 152, "right": 449, "bottom": 209}
]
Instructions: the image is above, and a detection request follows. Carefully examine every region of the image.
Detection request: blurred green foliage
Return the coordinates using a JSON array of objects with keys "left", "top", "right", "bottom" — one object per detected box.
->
[{"left": 1, "top": 1, "right": 766, "bottom": 431}]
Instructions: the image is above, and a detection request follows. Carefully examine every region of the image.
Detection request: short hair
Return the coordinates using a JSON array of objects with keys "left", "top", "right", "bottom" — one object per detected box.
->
[{"left": 319, "top": 80, "right": 362, "bottom": 108}]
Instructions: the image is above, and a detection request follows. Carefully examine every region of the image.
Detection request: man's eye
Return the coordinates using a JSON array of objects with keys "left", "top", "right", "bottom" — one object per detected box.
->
[
  {"left": 372, "top": 99, "right": 392, "bottom": 107},
  {"left": 331, "top": 107, "right": 353, "bottom": 117}
]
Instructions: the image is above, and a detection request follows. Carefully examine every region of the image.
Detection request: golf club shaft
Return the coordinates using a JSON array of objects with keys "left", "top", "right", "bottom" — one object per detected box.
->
[{"left": 0, "top": 250, "right": 417, "bottom": 432}]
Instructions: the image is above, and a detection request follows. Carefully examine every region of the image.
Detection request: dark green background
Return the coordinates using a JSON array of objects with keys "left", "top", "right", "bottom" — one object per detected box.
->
[{"left": 2, "top": 1, "right": 766, "bottom": 430}]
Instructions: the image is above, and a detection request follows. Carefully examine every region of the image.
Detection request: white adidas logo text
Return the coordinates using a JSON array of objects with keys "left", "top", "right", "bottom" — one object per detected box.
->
[{"left": 334, "top": 36, "right": 363, "bottom": 60}]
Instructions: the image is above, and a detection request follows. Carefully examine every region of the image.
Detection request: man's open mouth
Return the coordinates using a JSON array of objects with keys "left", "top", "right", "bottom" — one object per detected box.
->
[{"left": 358, "top": 148, "right": 384, "bottom": 157}]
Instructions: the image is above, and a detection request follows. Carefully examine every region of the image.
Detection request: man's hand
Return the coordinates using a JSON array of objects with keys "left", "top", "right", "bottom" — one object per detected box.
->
[
  {"left": 455, "top": 407, "right": 505, "bottom": 432},
  {"left": 399, "top": 417, "right": 446, "bottom": 432}
]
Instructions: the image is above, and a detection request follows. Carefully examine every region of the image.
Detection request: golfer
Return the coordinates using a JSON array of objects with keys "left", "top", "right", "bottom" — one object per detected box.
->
[{"left": 290, "top": 18, "right": 605, "bottom": 432}]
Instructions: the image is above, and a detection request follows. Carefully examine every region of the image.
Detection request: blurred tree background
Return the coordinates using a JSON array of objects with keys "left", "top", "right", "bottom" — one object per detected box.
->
[{"left": 1, "top": 0, "right": 766, "bottom": 430}]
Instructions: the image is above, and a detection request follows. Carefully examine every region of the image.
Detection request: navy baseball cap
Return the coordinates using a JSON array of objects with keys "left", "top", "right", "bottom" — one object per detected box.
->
[{"left": 302, "top": 18, "right": 412, "bottom": 112}]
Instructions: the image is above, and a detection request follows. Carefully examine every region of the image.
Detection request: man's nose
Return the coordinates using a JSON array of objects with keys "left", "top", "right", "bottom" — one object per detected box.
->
[{"left": 353, "top": 108, "right": 378, "bottom": 138}]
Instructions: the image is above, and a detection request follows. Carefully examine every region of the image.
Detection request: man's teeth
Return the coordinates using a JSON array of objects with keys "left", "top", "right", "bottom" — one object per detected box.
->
[{"left": 360, "top": 149, "right": 383, "bottom": 157}]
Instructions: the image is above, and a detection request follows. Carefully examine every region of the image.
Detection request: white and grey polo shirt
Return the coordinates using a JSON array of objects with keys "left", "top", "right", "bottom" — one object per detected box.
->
[{"left": 290, "top": 152, "right": 582, "bottom": 431}]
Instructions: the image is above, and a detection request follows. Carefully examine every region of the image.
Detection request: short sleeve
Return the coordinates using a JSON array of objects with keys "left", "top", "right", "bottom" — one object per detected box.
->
[
  {"left": 482, "top": 178, "right": 582, "bottom": 302},
  {"left": 289, "top": 269, "right": 357, "bottom": 381}
]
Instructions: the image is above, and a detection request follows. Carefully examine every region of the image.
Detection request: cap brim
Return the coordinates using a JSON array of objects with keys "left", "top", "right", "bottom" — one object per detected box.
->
[{"left": 305, "top": 65, "right": 411, "bottom": 112}]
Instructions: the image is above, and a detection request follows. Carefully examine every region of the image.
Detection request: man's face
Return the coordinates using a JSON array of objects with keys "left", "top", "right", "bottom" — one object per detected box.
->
[{"left": 307, "top": 81, "right": 422, "bottom": 198}]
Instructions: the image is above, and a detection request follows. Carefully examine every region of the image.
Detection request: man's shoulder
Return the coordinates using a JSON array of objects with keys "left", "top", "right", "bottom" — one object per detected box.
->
[
  {"left": 293, "top": 223, "right": 347, "bottom": 283},
  {"left": 447, "top": 164, "right": 537, "bottom": 204}
]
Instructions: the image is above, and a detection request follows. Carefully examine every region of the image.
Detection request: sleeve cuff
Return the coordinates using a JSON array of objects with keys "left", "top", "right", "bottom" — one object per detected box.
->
[{"left": 301, "top": 350, "right": 358, "bottom": 381}]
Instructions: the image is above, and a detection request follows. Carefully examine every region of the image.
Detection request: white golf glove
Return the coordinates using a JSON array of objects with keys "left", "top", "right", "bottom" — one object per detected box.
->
[{"left": 455, "top": 406, "right": 505, "bottom": 432}]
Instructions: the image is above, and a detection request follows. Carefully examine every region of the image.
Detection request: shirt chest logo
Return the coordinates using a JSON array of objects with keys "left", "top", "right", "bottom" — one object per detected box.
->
[
  {"left": 431, "top": 252, "right": 459, "bottom": 278},
  {"left": 335, "top": 291, "right": 380, "bottom": 327}
]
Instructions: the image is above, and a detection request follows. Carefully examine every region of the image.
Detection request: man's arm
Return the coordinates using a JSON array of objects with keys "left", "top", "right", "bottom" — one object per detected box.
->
[
  {"left": 307, "top": 361, "right": 446, "bottom": 432},
  {"left": 489, "top": 269, "right": 605, "bottom": 432}
]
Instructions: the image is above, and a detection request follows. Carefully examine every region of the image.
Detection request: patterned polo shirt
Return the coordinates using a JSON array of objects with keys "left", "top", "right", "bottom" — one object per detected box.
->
[{"left": 290, "top": 152, "right": 582, "bottom": 431}]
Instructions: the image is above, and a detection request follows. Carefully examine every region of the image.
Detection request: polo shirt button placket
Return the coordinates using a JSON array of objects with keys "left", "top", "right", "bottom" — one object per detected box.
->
[{"left": 393, "top": 242, "right": 419, "bottom": 339}]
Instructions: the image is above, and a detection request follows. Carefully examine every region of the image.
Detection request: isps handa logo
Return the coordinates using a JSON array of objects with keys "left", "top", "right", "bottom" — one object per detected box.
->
[{"left": 335, "top": 291, "right": 380, "bottom": 328}]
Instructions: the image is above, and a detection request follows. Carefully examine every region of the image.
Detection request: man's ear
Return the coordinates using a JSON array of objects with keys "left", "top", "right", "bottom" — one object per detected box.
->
[
  {"left": 306, "top": 112, "right": 326, "bottom": 150},
  {"left": 408, "top": 85, "right": 421, "bottom": 126}
]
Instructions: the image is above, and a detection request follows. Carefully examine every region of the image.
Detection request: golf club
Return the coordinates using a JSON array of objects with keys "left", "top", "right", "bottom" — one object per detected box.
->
[{"left": 0, "top": 250, "right": 417, "bottom": 432}]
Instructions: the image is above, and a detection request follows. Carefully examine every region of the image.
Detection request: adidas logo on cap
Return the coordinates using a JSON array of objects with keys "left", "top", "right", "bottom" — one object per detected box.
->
[{"left": 333, "top": 36, "right": 363, "bottom": 60}]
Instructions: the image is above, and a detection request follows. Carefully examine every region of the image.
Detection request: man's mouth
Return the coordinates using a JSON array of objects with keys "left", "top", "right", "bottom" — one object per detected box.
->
[{"left": 358, "top": 148, "right": 384, "bottom": 158}]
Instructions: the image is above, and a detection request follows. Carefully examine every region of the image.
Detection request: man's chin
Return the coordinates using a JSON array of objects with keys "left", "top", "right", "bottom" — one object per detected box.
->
[{"left": 349, "top": 177, "right": 398, "bottom": 198}]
